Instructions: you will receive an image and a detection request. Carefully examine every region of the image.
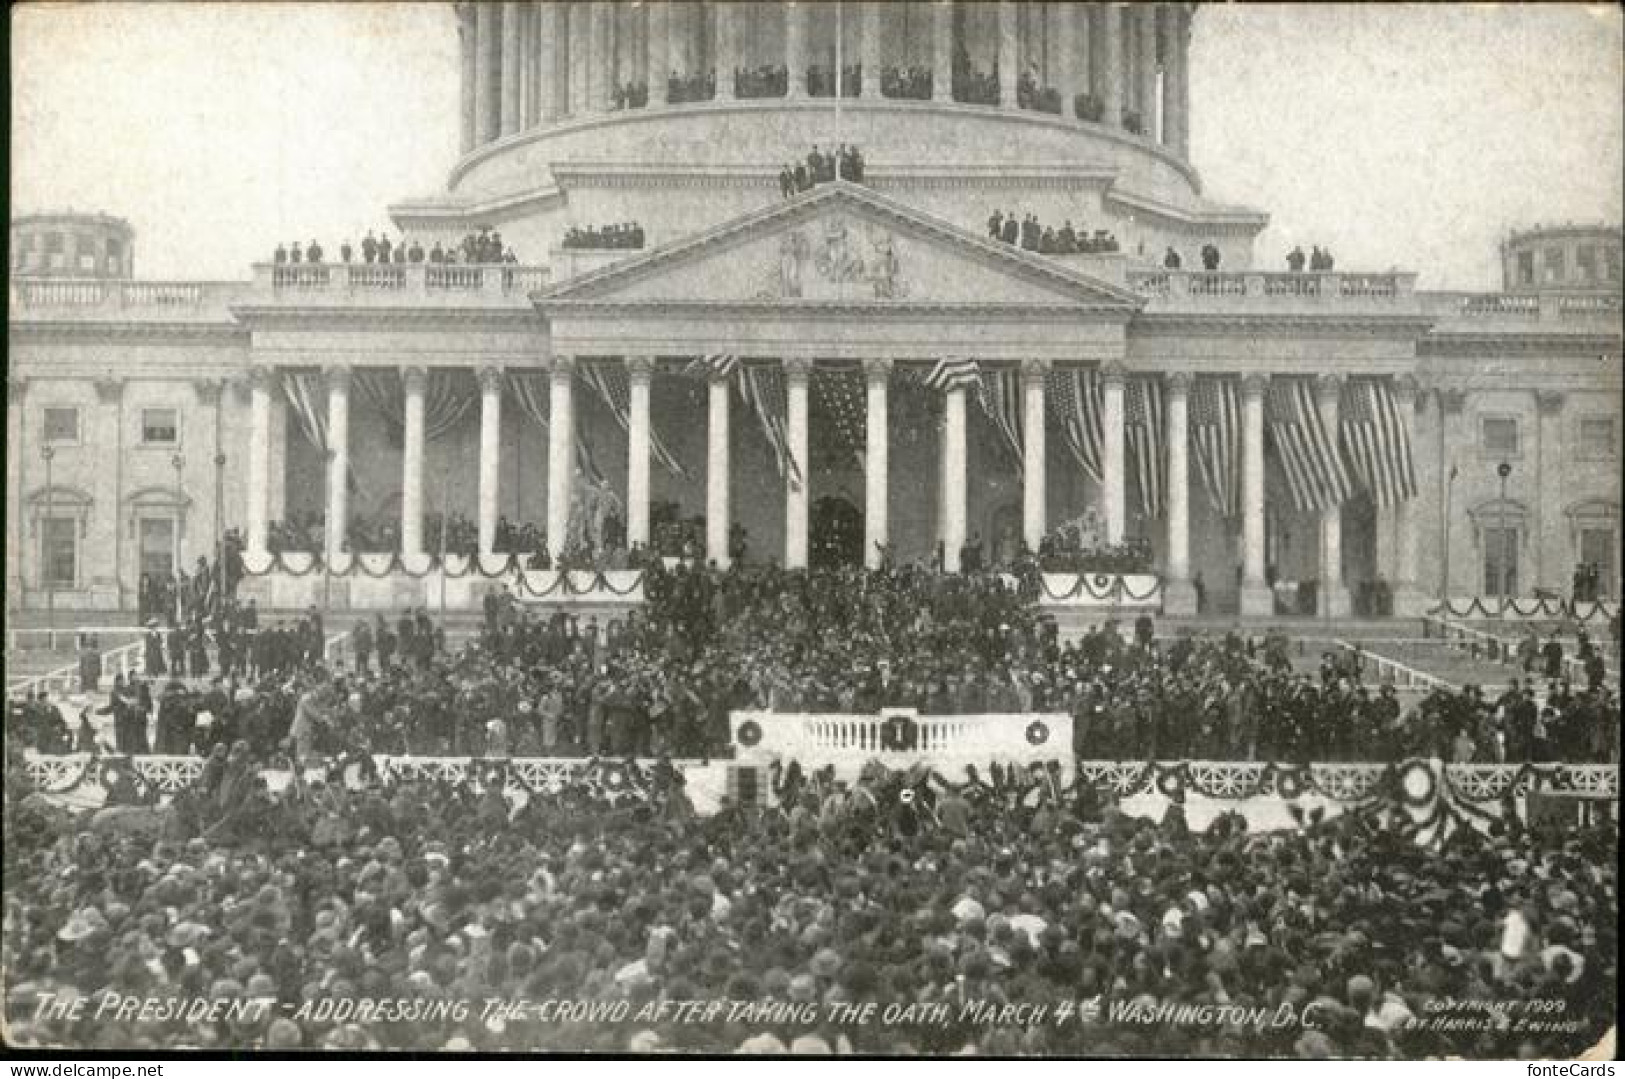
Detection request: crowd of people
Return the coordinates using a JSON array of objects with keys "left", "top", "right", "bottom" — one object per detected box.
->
[
  {"left": 667, "top": 68, "right": 716, "bottom": 104},
  {"left": 988, "top": 211, "right": 1119, "bottom": 255},
  {"left": 778, "top": 144, "right": 866, "bottom": 198},
  {"left": 1286, "top": 246, "right": 1337, "bottom": 272},
  {"left": 805, "top": 64, "right": 862, "bottom": 98},
  {"left": 1570, "top": 562, "right": 1609, "bottom": 604},
  {"left": 611, "top": 80, "right": 649, "bottom": 110},
  {"left": 1016, "top": 70, "right": 1062, "bottom": 114},
  {"left": 734, "top": 63, "right": 788, "bottom": 99},
  {"left": 1163, "top": 244, "right": 1224, "bottom": 271},
  {"left": 271, "top": 229, "right": 520, "bottom": 270},
  {"left": 1034, "top": 535, "right": 1155, "bottom": 576},
  {"left": 881, "top": 65, "right": 932, "bottom": 100},
  {"left": 4, "top": 701, "right": 1615, "bottom": 1054},
  {"left": 950, "top": 52, "right": 1000, "bottom": 106},
  {"left": 137, "top": 536, "right": 245, "bottom": 629},
  {"left": 562, "top": 222, "right": 645, "bottom": 251}
]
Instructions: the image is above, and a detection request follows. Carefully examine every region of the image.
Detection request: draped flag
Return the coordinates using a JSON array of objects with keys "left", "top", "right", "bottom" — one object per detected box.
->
[
  {"left": 737, "top": 364, "right": 804, "bottom": 491},
  {"left": 976, "top": 366, "right": 1025, "bottom": 476},
  {"left": 1339, "top": 378, "right": 1417, "bottom": 507},
  {"left": 508, "top": 372, "right": 605, "bottom": 486},
  {"left": 352, "top": 369, "right": 475, "bottom": 444},
  {"left": 280, "top": 370, "right": 363, "bottom": 495},
  {"left": 923, "top": 356, "right": 980, "bottom": 393},
  {"left": 1045, "top": 367, "right": 1104, "bottom": 483},
  {"left": 1126, "top": 377, "right": 1166, "bottom": 519},
  {"left": 683, "top": 353, "right": 739, "bottom": 379},
  {"left": 578, "top": 361, "right": 691, "bottom": 480},
  {"left": 1190, "top": 377, "right": 1240, "bottom": 518},
  {"left": 1267, "top": 378, "right": 1352, "bottom": 513},
  {"left": 813, "top": 365, "right": 868, "bottom": 471}
]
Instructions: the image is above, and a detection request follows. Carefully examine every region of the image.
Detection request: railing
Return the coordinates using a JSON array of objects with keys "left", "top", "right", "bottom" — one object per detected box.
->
[
  {"left": 1558, "top": 293, "right": 1622, "bottom": 315},
  {"left": 1186, "top": 272, "right": 1247, "bottom": 297},
  {"left": 7, "top": 626, "right": 144, "bottom": 652},
  {"left": 732, "top": 709, "right": 1073, "bottom": 768},
  {"left": 1263, "top": 274, "right": 1321, "bottom": 298},
  {"left": 7, "top": 638, "right": 146, "bottom": 700},
  {"left": 271, "top": 264, "right": 333, "bottom": 289},
  {"left": 10, "top": 279, "right": 244, "bottom": 313},
  {"left": 1333, "top": 639, "right": 1453, "bottom": 692},
  {"left": 1424, "top": 614, "right": 1619, "bottom": 687},
  {"left": 1129, "top": 271, "right": 1170, "bottom": 298},
  {"left": 122, "top": 281, "right": 206, "bottom": 305},
  {"left": 13, "top": 279, "right": 110, "bottom": 306},
  {"left": 253, "top": 262, "right": 552, "bottom": 299},
  {"left": 1125, "top": 270, "right": 1418, "bottom": 306}
]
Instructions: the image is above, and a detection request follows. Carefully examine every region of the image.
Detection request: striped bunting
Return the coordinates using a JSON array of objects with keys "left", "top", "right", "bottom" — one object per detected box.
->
[
  {"left": 683, "top": 352, "right": 739, "bottom": 379},
  {"left": 579, "top": 361, "right": 691, "bottom": 480},
  {"left": 1266, "top": 377, "right": 1352, "bottom": 513},
  {"left": 507, "top": 372, "right": 606, "bottom": 487},
  {"left": 976, "top": 366, "right": 1025, "bottom": 477},
  {"left": 1126, "top": 377, "right": 1166, "bottom": 519},
  {"left": 737, "top": 364, "right": 805, "bottom": 492},
  {"left": 1339, "top": 378, "right": 1417, "bottom": 507},
  {"left": 1045, "top": 367, "right": 1104, "bottom": 483},
  {"left": 1189, "top": 377, "right": 1240, "bottom": 518},
  {"left": 924, "top": 356, "right": 980, "bottom": 393}
]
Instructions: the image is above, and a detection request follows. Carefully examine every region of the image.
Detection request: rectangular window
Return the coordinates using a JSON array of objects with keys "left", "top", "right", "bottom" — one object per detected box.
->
[
  {"left": 1483, "top": 526, "right": 1519, "bottom": 597},
  {"left": 42, "top": 406, "right": 80, "bottom": 444},
  {"left": 1481, "top": 416, "right": 1519, "bottom": 457},
  {"left": 1516, "top": 250, "right": 1535, "bottom": 286},
  {"left": 141, "top": 407, "right": 179, "bottom": 445},
  {"left": 40, "top": 517, "right": 77, "bottom": 588},
  {"left": 1579, "top": 416, "right": 1617, "bottom": 459},
  {"left": 1576, "top": 246, "right": 1596, "bottom": 282},
  {"left": 1606, "top": 247, "right": 1622, "bottom": 283},
  {"left": 1544, "top": 248, "right": 1565, "bottom": 284},
  {"left": 139, "top": 518, "right": 176, "bottom": 579},
  {"left": 1580, "top": 528, "right": 1616, "bottom": 601},
  {"left": 44, "top": 232, "right": 64, "bottom": 253}
]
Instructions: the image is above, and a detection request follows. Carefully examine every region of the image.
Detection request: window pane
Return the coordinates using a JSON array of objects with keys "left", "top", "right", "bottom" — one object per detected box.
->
[
  {"left": 1545, "top": 248, "right": 1565, "bottom": 283},
  {"left": 142, "top": 408, "right": 178, "bottom": 444},
  {"left": 1483, "top": 527, "right": 1518, "bottom": 595},
  {"left": 1580, "top": 418, "right": 1616, "bottom": 458},
  {"left": 1577, "top": 246, "right": 1596, "bottom": 281},
  {"left": 42, "top": 407, "right": 79, "bottom": 443},
  {"left": 1482, "top": 417, "right": 1518, "bottom": 456},
  {"left": 41, "top": 517, "right": 76, "bottom": 587},
  {"left": 1517, "top": 251, "right": 1534, "bottom": 285}
]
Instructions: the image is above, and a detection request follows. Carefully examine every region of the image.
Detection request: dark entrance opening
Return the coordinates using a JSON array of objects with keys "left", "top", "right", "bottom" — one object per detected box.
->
[{"left": 811, "top": 496, "right": 863, "bottom": 567}]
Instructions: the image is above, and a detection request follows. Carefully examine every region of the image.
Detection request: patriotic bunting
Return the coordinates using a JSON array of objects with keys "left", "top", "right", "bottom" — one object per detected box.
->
[
  {"left": 684, "top": 352, "right": 739, "bottom": 379},
  {"left": 507, "top": 372, "right": 606, "bottom": 487},
  {"left": 976, "top": 366, "right": 1025, "bottom": 477},
  {"left": 280, "top": 370, "right": 364, "bottom": 496},
  {"left": 924, "top": 356, "right": 980, "bottom": 392},
  {"left": 1045, "top": 367, "right": 1105, "bottom": 483},
  {"left": 736, "top": 364, "right": 805, "bottom": 492},
  {"left": 1267, "top": 378, "right": 1352, "bottom": 513},
  {"left": 1126, "top": 377, "right": 1166, "bottom": 519},
  {"left": 1339, "top": 378, "right": 1418, "bottom": 506},
  {"left": 578, "top": 361, "right": 691, "bottom": 480},
  {"left": 1190, "top": 377, "right": 1240, "bottom": 518},
  {"left": 813, "top": 365, "right": 868, "bottom": 471},
  {"left": 351, "top": 369, "right": 475, "bottom": 443}
]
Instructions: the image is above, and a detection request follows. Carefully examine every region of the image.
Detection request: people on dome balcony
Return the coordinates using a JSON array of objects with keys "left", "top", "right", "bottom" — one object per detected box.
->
[
  {"left": 1163, "top": 246, "right": 1183, "bottom": 270},
  {"left": 988, "top": 210, "right": 1117, "bottom": 254},
  {"left": 1201, "top": 243, "right": 1221, "bottom": 271},
  {"left": 562, "top": 222, "right": 645, "bottom": 250},
  {"left": 1286, "top": 246, "right": 1307, "bottom": 272}
]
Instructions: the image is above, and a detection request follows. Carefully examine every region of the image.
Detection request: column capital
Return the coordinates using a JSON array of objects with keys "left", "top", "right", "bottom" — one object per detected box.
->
[
  {"left": 401, "top": 366, "right": 428, "bottom": 394},
  {"left": 247, "top": 364, "right": 277, "bottom": 392},
  {"left": 1536, "top": 389, "right": 1565, "bottom": 415},
  {"left": 478, "top": 365, "right": 507, "bottom": 394},
  {"left": 1240, "top": 372, "right": 1270, "bottom": 400},
  {"left": 1099, "top": 360, "right": 1129, "bottom": 386},
  {"left": 1020, "top": 357, "right": 1052, "bottom": 383},
  {"left": 862, "top": 357, "right": 894, "bottom": 383},
  {"left": 1439, "top": 387, "right": 1468, "bottom": 415},
  {"left": 191, "top": 378, "right": 224, "bottom": 406},
  {"left": 626, "top": 355, "right": 657, "bottom": 382},
  {"left": 8, "top": 375, "right": 28, "bottom": 401},
  {"left": 548, "top": 355, "right": 576, "bottom": 381},
  {"left": 1165, "top": 371, "right": 1193, "bottom": 395},
  {"left": 1392, "top": 373, "right": 1421, "bottom": 406},
  {"left": 323, "top": 365, "right": 352, "bottom": 392},
  {"left": 1314, "top": 372, "right": 1344, "bottom": 405},
  {"left": 93, "top": 376, "right": 124, "bottom": 404},
  {"left": 782, "top": 356, "right": 815, "bottom": 382}
]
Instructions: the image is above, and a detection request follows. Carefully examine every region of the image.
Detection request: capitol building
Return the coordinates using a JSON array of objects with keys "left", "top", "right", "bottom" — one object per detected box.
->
[{"left": 8, "top": 1, "right": 1622, "bottom": 622}]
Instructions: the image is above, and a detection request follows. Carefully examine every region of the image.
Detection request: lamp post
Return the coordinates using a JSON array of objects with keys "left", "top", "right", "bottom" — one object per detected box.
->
[
  {"left": 40, "top": 445, "right": 55, "bottom": 635},
  {"left": 1497, "top": 460, "right": 1512, "bottom": 611}
]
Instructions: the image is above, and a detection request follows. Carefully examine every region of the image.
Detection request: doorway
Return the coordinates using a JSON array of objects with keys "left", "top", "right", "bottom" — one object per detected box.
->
[{"left": 139, "top": 517, "right": 176, "bottom": 580}]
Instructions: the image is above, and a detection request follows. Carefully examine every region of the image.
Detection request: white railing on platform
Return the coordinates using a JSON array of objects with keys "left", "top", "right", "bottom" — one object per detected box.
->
[
  {"left": 732, "top": 709, "right": 1073, "bottom": 773},
  {"left": 7, "top": 639, "right": 147, "bottom": 699},
  {"left": 1334, "top": 639, "right": 1453, "bottom": 692},
  {"left": 1424, "top": 614, "right": 1618, "bottom": 687}
]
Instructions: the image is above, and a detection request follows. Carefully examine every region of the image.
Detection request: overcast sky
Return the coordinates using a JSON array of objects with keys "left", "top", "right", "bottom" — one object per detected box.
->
[{"left": 11, "top": 2, "right": 1622, "bottom": 287}]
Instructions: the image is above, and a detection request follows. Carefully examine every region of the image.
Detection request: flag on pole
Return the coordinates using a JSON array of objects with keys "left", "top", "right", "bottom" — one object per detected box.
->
[
  {"left": 1126, "top": 377, "right": 1166, "bottom": 519},
  {"left": 976, "top": 366, "right": 1025, "bottom": 476},
  {"left": 1190, "top": 377, "right": 1240, "bottom": 518},
  {"left": 1045, "top": 367, "right": 1104, "bottom": 483},
  {"left": 924, "top": 356, "right": 980, "bottom": 393},
  {"left": 1267, "top": 378, "right": 1351, "bottom": 513},
  {"left": 737, "top": 364, "right": 805, "bottom": 491},
  {"left": 1339, "top": 377, "right": 1417, "bottom": 506}
]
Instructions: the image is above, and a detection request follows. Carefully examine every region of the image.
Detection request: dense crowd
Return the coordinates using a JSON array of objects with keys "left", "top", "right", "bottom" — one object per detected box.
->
[
  {"left": 779, "top": 144, "right": 866, "bottom": 198},
  {"left": 270, "top": 229, "right": 519, "bottom": 270},
  {"left": 881, "top": 65, "right": 932, "bottom": 100},
  {"left": 1035, "top": 535, "right": 1155, "bottom": 576},
  {"left": 612, "top": 80, "right": 649, "bottom": 110},
  {"left": 3, "top": 731, "right": 1615, "bottom": 1055},
  {"left": 988, "top": 211, "right": 1118, "bottom": 255},
  {"left": 137, "top": 534, "right": 245, "bottom": 628},
  {"left": 1286, "top": 246, "right": 1337, "bottom": 273},
  {"left": 562, "top": 222, "right": 645, "bottom": 251},
  {"left": 1571, "top": 562, "right": 1608, "bottom": 604},
  {"left": 950, "top": 50, "right": 999, "bottom": 106}
]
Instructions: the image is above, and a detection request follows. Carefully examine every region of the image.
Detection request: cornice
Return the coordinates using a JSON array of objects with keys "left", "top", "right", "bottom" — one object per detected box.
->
[
  {"left": 1418, "top": 331, "right": 1623, "bottom": 356},
  {"left": 539, "top": 298, "right": 1135, "bottom": 321},
  {"left": 1127, "top": 312, "right": 1439, "bottom": 338},
  {"left": 8, "top": 321, "right": 248, "bottom": 345},
  {"left": 225, "top": 305, "right": 545, "bottom": 331}
]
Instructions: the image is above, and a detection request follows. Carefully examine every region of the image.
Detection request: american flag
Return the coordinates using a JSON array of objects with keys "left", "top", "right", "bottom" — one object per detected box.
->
[
  {"left": 737, "top": 364, "right": 805, "bottom": 492},
  {"left": 977, "top": 366, "right": 1025, "bottom": 476},
  {"left": 507, "top": 371, "right": 609, "bottom": 485},
  {"left": 1126, "top": 377, "right": 1166, "bottom": 519},
  {"left": 1190, "top": 377, "right": 1240, "bottom": 518},
  {"left": 923, "top": 356, "right": 980, "bottom": 392},
  {"left": 1267, "top": 377, "right": 1351, "bottom": 513},
  {"left": 683, "top": 352, "right": 739, "bottom": 379},
  {"left": 813, "top": 365, "right": 867, "bottom": 471},
  {"left": 1339, "top": 377, "right": 1417, "bottom": 506},
  {"left": 1045, "top": 367, "right": 1104, "bottom": 482},
  {"left": 578, "top": 360, "right": 691, "bottom": 480}
]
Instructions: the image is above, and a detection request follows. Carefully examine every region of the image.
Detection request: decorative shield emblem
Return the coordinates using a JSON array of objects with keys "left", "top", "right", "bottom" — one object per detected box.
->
[
  {"left": 881, "top": 715, "right": 918, "bottom": 752},
  {"left": 737, "top": 720, "right": 763, "bottom": 748},
  {"left": 1025, "top": 720, "right": 1050, "bottom": 746}
]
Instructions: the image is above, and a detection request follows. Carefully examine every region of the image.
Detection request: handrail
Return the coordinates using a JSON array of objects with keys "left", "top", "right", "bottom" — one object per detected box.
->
[
  {"left": 7, "top": 639, "right": 147, "bottom": 700},
  {"left": 1333, "top": 639, "right": 1454, "bottom": 692},
  {"left": 1424, "top": 614, "right": 1618, "bottom": 687}
]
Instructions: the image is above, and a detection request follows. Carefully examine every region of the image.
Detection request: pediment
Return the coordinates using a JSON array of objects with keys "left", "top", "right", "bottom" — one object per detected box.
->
[{"left": 536, "top": 182, "right": 1143, "bottom": 313}]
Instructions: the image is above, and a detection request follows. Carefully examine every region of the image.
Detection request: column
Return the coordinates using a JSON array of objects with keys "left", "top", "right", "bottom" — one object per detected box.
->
[
  {"left": 1099, "top": 2, "right": 1123, "bottom": 128},
  {"left": 400, "top": 367, "right": 426, "bottom": 557},
  {"left": 475, "top": 1, "right": 502, "bottom": 143},
  {"left": 544, "top": 358, "right": 573, "bottom": 560},
  {"left": 863, "top": 359, "right": 890, "bottom": 568},
  {"left": 997, "top": 0, "right": 1019, "bottom": 107},
  {"left": 1136, "top": 5, "right": 1157, "bottom": 138},
  {"left": 478, "top": 366, "right": 504, "bottom": 556},
  {"left": 1168, "top": 4, "right": 1189, "bottom": 154},
  {"left": 1163, "top": 373, "right": 1197, "bottom": 614},
  {"left": 784, "top": 358, "right": 811, "bottom": 568},
  {"left": 539, "top": 3, "right": 561, "bottom": 121},
  {"left": 566, "top": 3, "right": 586, "bottom": 117},
  {"left": 324, "top": 366, "right": 351, "bottom": 562},
  {"left": 1101, "top": 363, "right": 1126, "bottom": 545},
  {"left": 1077, "top": 2, "right": 1091, "bottom": 100},
  {"left": 933, "top": 1, "right": 953, "bottom": 102},
  {"left": 457, "top": 3, "right": 477, "bottom": 152},
  {"left": 1391, "top": 376, "right": 1426, "bottom": 615},
  {"left": 588, "top": 2, "right": 611, "bottom": 111},
  {"left": 714, "top": 2, "right": 737, "bottom": 101},
  {"left": 246, "top": 367, "right": 271, "bottom": 555},
  {"left": 647, "top": 1, "right": 669, "bottom": 105},
  {"left": 501, "top": 1, "right": 523, "bottom": 134},
  {"left": 1239, "top": 374, "right": 1272, "bottom": 616},
  {"left": 1021, "top": 359, "right": 1049, "bottom": 551},
  {"left": 1316, "top": 374, "right": 1351, "bottom": 617},
  {"left": 943, "top": 385, "right": 968, "bottom": 572},
  {"left": 5, "top": 378, "right": 26, "bottom": 597},
  {"left": 94, "top": 378, "right": 125, "bottom": 602},
  {"left": 785, "top": 2, "right": 807, "bottom": 99},
  {"left": 626, "top": 357, "right": 653, "bottom": 548},
  {"left": 1054, "top": 3, "right": 1080, "bottom": 120},
  {"left": 859, "top": 2, "right": 881, "bottom": 97},
  {"left": 706, "top": 371, "right": 731, "bottom": 566}
]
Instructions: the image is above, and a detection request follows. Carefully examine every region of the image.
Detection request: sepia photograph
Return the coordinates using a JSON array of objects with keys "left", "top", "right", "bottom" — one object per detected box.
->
[{"left": 5, "top": 0, "right": 1621, "bottom": 1061}]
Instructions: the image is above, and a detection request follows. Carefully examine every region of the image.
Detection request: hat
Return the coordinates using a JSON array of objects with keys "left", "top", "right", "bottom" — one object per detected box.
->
[
  {"left": 265, "top": 1018, "right": 303, "bottom": 1049},
  {"left": 738, "top": 1034, "right": 788, "bottom": 1054},
  {"left": 790, "top": 1035, "right": 833, "bottom": 1055},
  {"left": 58, "top": 907, "right": 110, "bottom": 943},
  {"left": 809, "top": 948, "right": 841, "bottom": 979}
]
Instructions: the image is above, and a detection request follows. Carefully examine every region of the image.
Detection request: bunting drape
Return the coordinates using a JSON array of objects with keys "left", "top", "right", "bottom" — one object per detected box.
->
[
  {"left": 1339, "top": 377, "right": 1418, "bottom": 506},
  {"left": 1267, "top": 378, "right": 1351, "bottom": 513},
  {"left": 508, "top": 373, "right": 606, "bottom": 486},
  {"left": 1126, "top": 377, "right": 1166, "bottom": 519},
  {"left": 813, "top": 365, "right": 868, "bottom": 471},
  {"left": 976, "top": 366, "right": 1025, "bottom": 477},
  {"left": 351, "top": 369, "right": 476, "bottom": 444},
  {"left": 1190, "top": 377, "right": 1240, "bottom": 519},
  {"left": 736, "top": 364, "right": 804, "bottom": 491},
  {"left": 1045, "top": 367, "right": 1104, "bottom": 483},
  {"left": 577, "top": 361, "right": 690, "bottom": 480}
]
